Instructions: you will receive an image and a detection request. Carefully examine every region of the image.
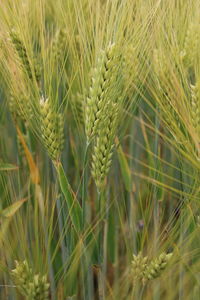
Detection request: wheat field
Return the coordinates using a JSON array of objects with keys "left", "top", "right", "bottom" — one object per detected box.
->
[{"left": 0, "top": 0, "right": 200, "bottom": 299}]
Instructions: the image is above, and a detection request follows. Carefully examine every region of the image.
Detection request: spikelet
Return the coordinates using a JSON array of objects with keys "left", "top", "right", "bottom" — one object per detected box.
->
[
  {"left": 123, "top": 45, "right": 139, "bottom": 94},
  {"left": 10, "top": 29, "right": 41, "bottom": 82},
  {"left": 34, "top": 57, "right": 42, "bottom": 83},
  {"left": 153, "top": 48, "right": 172, "bottom": 102},
  {"left": 131, "top": 252, "right": 148, "bottom": 282},
  {"left": 143, "top": 252, "right": 173, "bottom": 283},
  {"left": 131, "top": 252, "right": 173, "bottom": 285},
  {"left": 153, "top": 48, "right": 181, "bottom": 132},
  {"left": 40, "top": 96, "right": 64, "bottom": 161},
  {"left": 190, "top": 82, "right": 200, "bottom": 137},
  {"left": 17, "top": 130, "right": 27, "bottom": 160},
  {"left": 71, "top": 92, "right": 85, "bottom": 125},
  {"left": 9, "top": 91, "right": 19, "bottom": 117},
  {"left": 12, "top": 260, "right": 33, "bottom": 296},
  {"left": 196, "top": 215, "right": 200, "bottom": 227},
  {"left": 9, "top": 90, "right": 32, "bottom": 121},
  {"left": 28, "top": 274, "right": 50, "bottom": 300},
  {"left": 12, "top": 260, "right": 49, "bottom": 300},
  {"left": 91, "top": 102, "right": 119, "bottom": 189},
  {"left": 85, "top": 43, "right": 121, "bottom": 140},
  {"left": 153, "top": 48, "right": 170, "bottom": 88},
  {"left": 10, "top": 30, "right": 32, "bottom": 78},
  {"left": 181, "top": 22, "right": 200, "bottom": 67},
  {"left": 52, "top": 28, "right": 67, "bottom": 62}
]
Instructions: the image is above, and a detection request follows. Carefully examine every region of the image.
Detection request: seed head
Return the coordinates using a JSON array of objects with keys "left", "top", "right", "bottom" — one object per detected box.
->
[
  {"left": 181, "top": 22, "right": 200, "bottom": 67},
  {"left": 40, "top": 97, "right": 64, "bottom": 161},
  {"left": 143, "top": 252, "right": 173, "bottom": 283},
  {"left": 131, "top": 252, "right": 148, "bottom": 282},
  {"left": 12, "top": 260, "right": 50, "bottom": 300},
  {"left": 91, "top": 102, "right": 119, "bottom": 189},
  {"left": 10, "top": 29, "right": 41, "bottom": 83},
  {"left": 85, "top": 43, "right": 121, "bottom": 140}
]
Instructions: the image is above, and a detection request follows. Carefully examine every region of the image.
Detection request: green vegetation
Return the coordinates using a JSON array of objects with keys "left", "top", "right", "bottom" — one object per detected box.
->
[{"left": 0, "top": 0, "right": 200, "bottom": 299}]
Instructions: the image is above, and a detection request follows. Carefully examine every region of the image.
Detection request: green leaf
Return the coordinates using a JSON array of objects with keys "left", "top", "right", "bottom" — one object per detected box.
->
[
  {"left": 117, "top": 144, "right": 132, "bottom": 192},
  {"left": 55, "top": 162, "right": 83, "bottom": 233},
  {"left": 0, "top": 198, "right": 27, "bottom": 218},
  {"left": 0, "top": 163, "right": 18, "bottom": 171}
]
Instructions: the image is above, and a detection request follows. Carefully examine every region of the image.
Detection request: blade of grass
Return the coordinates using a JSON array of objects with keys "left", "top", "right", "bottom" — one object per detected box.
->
[{"left": 54, "top": 161, "right": 83, "bottom": 233}]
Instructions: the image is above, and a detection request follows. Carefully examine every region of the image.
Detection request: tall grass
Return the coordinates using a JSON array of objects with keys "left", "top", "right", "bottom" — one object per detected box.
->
[{"left": 0, "top": 0, "right": 200, "bottom": 299}]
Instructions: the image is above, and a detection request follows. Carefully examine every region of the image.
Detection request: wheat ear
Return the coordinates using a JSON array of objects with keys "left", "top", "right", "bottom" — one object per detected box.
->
[
  {"left": 143, "top": 252, "right": 173, "bottom": 283},
  {"left": 91, "top": 102, "right": 120, "bottom": 189},
  {"left": 181, "top": 22, "right": 199, "bottom": 67},
  {"left": 40, "top": 96, "right": 64, "bottom": 161},
  {"left": 12, "top": 260, "right": 50, "bottom": 300},
  {"left": 85, "top": 43, "right": 121, "bottom": 141},
  {"left": 131, "top": 252, "right": 148, "bottom": 282},
  {"left": 10, "top": 30, "right": 40, "bottom": 82},
  {"left": 131, "top": 252, "right": 173, "bottom": 285}
]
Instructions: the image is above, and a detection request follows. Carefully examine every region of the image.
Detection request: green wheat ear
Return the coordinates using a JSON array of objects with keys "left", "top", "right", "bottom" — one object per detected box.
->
[
  {"left": 143, "top": 252, "right": 173, "bottom": 283},
  {"left": 10, "top": 29, "right": 41, "bottom": 83},
  {"left": 71, "top": 92, "right": 85, "bottom": 125},
  {"left": 190, "top": 82, "right": 200, "bottom": 137},
  {"left": 12, "top": 260, "right": 33, "bottom": 296},
  {"left": 52, "top": 28, "right": 67, "bottom": 62},
  {"left": 9, "top": 90, "right": 32, "bottom": 121},
  {"left": 85, "top": 43, "right": 121, "bottom": 141},
  {"left": 40, "top": 96, "right": 64, "bottom": 161},
  {"left": 181, "top": 22, "right": 200, "bottom": 68},
  {"left": 12, "top": 260, "right": 50, "bottom": 300},
  {"left": 91, "top": 102, "right": 120, "bottom": 190},
  {"left": 131, "top": 252, "right": 173, "bottom": 285},
  {"left": 153, "top": 48, "right": 182, "bottom": 135},
  {"left": 123, "top": 44, "right": 140, "bottom": 94},
  {"left": 131, "top": 252, "right": 148, "bottom": 282}
]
